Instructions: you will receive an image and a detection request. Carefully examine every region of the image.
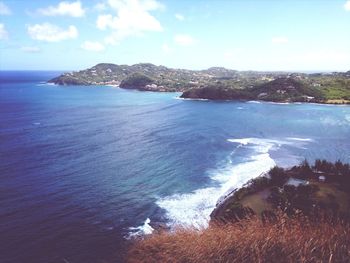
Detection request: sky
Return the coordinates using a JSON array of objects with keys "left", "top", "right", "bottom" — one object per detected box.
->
[{"left": 0, "top": 0, "right": 350, "bottom": 71}]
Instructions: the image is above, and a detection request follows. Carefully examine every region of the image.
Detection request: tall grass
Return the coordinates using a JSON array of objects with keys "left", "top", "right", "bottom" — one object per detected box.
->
[{"left": 128, "top": 213, "right": 350, "bottom": 263}]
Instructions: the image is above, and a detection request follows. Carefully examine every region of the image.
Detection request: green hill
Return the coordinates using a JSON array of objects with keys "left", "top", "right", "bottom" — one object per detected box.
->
[
  {"left": 50, "top": 63, "right": 350, "bottom": 104},
  {"left": 211, "top": 160, "right": 350, "bottom": 223}
]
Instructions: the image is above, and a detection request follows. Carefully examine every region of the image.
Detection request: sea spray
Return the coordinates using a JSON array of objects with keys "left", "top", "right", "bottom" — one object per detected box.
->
[
  {"left": 155, "top": 137, "right": 313, "bottom": 229},
  {"left": 156, "top": 138, "right": 282, "bottom": 229},
  {"left": 127, "top": 218, "right": 154, "bottom": 238}
]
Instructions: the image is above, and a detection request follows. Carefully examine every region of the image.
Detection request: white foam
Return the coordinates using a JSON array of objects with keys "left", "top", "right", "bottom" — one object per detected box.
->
[
  {"left": 156, "top": 138, "right": 285, "bottom": 229},
  {"left": 175, "top": 96, "right": 209, "bottom": 101},
  {"left": 265, "top": 101, "right": 291, "bottom": 105},
  {"left": 36, "top": 82, "right": 56, "bottom": 86},
  {"left": 287, "top": 137, "right": 313, "bottom": 142},
  {"left": 127, "top": 218, "right": 154, "bottom": 239}
]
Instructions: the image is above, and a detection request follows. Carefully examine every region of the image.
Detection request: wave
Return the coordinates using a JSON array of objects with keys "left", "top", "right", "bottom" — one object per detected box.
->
[
  {"left": 265, "top": 101, "right": 291, "bottom": 105},
  {"left": 156, "top": 138, "right": 291, "bottom": 229},
  {"left": 127, "top": 218, "right": 154, "bottom": 239},
  {"left": 286, "top": 137, "right": 314, "bottom": 142},
  {"left": 36, "top": 82, "right": 56, "bottom": 86},
  {"left": 175, "top": 97, "right": 209, "bottom": 101}
]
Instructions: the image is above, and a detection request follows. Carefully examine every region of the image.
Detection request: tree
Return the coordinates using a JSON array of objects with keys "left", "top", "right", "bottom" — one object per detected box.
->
[{"left": 269, "top": 166, "right": 288, "bottom": 186}]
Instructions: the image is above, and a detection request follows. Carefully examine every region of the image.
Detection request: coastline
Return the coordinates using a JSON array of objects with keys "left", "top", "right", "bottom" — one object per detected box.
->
[
  {"left": 143, "top": 137, "right": 311, "bottom": 235},
  {"left": 48, "top": 63, "right": 350, "bottom": 106},
  {"left": 47, "top": 81, "right": 350, "bottom": 105},
  {"left": 177, "top": 96, "right": 350, "bottom": 106}
]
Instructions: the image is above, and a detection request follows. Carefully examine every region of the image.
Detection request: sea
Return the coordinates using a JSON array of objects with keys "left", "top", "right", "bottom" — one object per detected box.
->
[{"left": 1, "top": 71, "right": 349, "bottom": 263}]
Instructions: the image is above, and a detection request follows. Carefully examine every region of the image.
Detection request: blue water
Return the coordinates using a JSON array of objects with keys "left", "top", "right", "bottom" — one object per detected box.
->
[{"left": 1, "top": 71, "right": 349, "bottom": 263}]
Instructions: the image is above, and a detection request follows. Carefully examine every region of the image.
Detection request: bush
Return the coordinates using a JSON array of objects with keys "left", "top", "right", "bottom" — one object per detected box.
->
[
  {"left": 128, "top": 213, "right": 350, "bottom": 263},
  {"left": 269, "top": 166, "right": 288, "bottom": 186}
]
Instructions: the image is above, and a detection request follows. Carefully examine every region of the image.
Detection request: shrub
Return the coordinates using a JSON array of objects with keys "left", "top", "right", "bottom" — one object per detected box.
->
[
  {"left": 128, "top": 213, "right": 350, "bottom": 263},
  {"left": 269, "top": 166, "right": 288, "bottom": 186}
]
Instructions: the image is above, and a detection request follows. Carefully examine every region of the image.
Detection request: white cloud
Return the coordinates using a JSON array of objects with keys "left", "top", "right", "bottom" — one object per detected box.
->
[
  {"left": 0, "top": 2, "right": 11, "bottom": 15},
  {"left": 345, "top": 0, "right": 350, "bottom": 11},
  {"left": 161, "top": 43, "right": 172, "bottom": 53},
  {"left": 37, "top": 1, "right": 85, "bottom": 17},
  {"left": 175, "top": 13, "right": 184, "bottom": 21},
  {"left": 0, "top": 23, "right": 8, "bottom": 40},
  {"left": 94, "top": 2, "right": 107, "bottom": 11},
  {"left": 174, "top": 34, "right": 195, "bottom": 46},
  {"left": 27, "top": 23, "right": 78, "bottom": 42},
  {"left": 271, "top": 37, "right": 288, "bottom": 44},
  {"left": 81, "top": 41, "right": 105, "bottom": 52},
  {"left": 96, "top": 0, "right": 163, "bottom": 44},
  {"left": 96, "top": 14, "right": 113, "bottom": 30},
  {"left": 21, "top": 46, "right": 41, "bottom": 53}
]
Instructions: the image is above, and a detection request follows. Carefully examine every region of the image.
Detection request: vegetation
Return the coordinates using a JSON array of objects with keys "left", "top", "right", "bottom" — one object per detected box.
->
[
  {"left": 128, "top": 213, "right": 350, "bottom": 263},
  {"left": 119, "top": 73, "right": 155, "bottom": 90},
  {"left": 127, "top": 160, "right": 350, "bottom": 263},
  {"left": 50, "top": 63, "right": 350, "bottom": 104},
  {"left": 211, "top": 160, "right": 350, "bottom": 223}
]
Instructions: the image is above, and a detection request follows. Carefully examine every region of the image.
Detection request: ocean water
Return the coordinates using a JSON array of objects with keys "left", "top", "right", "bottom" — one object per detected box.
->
[{"left": 1, "top": 71, "right": 349, "bottom": 263}]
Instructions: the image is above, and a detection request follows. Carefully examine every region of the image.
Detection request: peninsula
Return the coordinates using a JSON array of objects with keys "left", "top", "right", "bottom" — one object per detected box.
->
[
  {"left": 128, "top": 160, "right": 350, "bottom": 263},
  {"left": 50, "top": 63, "right": 350, "bottom": 104}
]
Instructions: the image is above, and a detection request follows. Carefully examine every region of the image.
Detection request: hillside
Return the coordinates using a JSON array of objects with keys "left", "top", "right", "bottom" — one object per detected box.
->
[
  {"left": 128, "top": 160, "right": 350, "bottom": 263},
  {"left": 211, "top": 160, "right": 350, "bottom": 222},
  {"left": 49, "top": 63, "right": 350, "bottom": 104},
  {"left": 49, "top": 63, "right": 215, "bottom": 92},
  {"left": 128, "top": 214, "right": 350, "bottom": 263}
]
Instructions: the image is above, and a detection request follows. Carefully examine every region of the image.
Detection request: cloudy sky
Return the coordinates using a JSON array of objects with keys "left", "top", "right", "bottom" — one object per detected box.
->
[{"left": 0, "top": 0, "right": 350, "bottom": 71}]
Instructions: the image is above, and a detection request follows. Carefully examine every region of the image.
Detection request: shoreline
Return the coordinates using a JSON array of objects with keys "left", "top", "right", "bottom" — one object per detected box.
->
[
  {"left": 47, "top": 81, "right": 350, "bottom": 105},
  {"left": 176, "top": 95, "right": 350, "bottom": 106},
  {"left": 143, "top": 137, "right": 306, "bottom": 236}
]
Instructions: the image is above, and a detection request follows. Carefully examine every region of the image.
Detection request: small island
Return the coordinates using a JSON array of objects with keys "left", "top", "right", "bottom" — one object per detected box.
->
[{"left": 50, "top": 63, "right": 350, "bottom": 104}]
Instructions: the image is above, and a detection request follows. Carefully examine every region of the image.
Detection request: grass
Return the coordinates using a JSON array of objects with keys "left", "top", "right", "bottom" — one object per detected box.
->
[
  {"left": 324, "top": 99, "right": 350, "bottom": 104},
  {"left": 312, "top": 181, "right": 350, "bottom": 212},
  {"left": 127, "top": 213, "right": 350, "bottom": 263},
  {"left": 240, "top": 189, "right": 272, "bottom": 216}
]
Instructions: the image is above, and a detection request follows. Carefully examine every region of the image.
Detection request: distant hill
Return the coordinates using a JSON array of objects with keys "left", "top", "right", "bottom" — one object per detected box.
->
[
  {"left": 49, "top": 63, "right": 350, "bottom": 104},
  {"left": 180, "top": 77, "right": 325, "bottom": 102}
]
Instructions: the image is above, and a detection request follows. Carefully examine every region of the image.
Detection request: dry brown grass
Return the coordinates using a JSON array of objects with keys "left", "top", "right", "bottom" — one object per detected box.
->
[{"left": 127, "top": 214, "right": 350, "bottom": 263}]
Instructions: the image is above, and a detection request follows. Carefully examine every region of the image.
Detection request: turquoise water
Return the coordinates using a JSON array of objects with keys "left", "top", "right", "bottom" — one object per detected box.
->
[{"left": 1, "top": 71, "right": 349, "bottom": 263}]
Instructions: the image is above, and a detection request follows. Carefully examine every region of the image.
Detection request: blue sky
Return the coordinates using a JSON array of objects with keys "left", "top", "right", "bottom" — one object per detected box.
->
[{"left": 0, "top": 0, "right": 350, "bottom": 71}]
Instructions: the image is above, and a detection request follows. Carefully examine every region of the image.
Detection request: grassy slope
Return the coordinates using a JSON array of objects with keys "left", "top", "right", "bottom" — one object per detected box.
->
[
  {"left": 128, "top": 214, "right": 350, "bottom": 263},
  {"left": 127, "top": 161, "right": 350, "bottom": 262}
]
